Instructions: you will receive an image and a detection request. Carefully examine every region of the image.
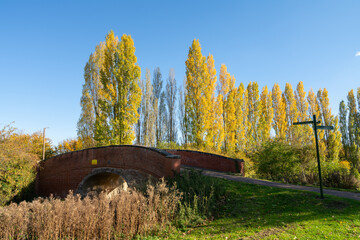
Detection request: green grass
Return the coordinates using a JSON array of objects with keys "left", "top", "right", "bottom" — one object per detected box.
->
[{"left": 168, "top": 177, "right": 360, "bottom": 239}]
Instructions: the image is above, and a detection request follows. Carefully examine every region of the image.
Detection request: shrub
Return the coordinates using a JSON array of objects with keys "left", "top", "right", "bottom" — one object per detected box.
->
[
  {"left": 321, "top": 160, "right": 360, "bottom": 189},
  {"left": 0, "top": 125, "right": 39, "bottom": 206},
  {"left": 253, "top": 140, "right": 313, "bottom": 183},
  {"left": 253, "top": 139, "right": 360, "bottom": 189}
]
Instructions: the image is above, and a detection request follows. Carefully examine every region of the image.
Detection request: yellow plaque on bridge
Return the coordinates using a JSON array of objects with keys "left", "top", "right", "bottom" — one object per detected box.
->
[{"left": 91, "top": 159, "right": 97, "bottom": 165}]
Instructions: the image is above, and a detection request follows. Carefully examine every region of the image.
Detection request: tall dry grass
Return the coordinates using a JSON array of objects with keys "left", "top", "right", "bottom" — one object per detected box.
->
[{"left": 0, "top": 180, "right": 181, "bottom": 239}]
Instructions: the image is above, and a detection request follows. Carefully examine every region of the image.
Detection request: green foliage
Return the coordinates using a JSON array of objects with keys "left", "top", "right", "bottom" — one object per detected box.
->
[
  {"left": 168, "top": 169, "right": 227, "bottom": 228},
  {"left": 321, "top": 160, "right": 360, "bottom": 189},
  {"left": 253, "top": 140, "right": 313, "bottom": 183},
  {"left": 157, "top": 141, "right": 181, "bottom": 150},
  {"left": 0, "top": 125, "right": 40, "bottom": 206},
  {"left": 253, "top": 139, "right": 360, "bottom": 189},
  {"left": 78, "top": 30, "right": 142, "bottom": 146}
]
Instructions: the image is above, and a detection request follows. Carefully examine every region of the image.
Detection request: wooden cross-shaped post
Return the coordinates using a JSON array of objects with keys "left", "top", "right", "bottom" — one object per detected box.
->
[{"left": 293, "top": 115, "right": 334, "bottom": 199}]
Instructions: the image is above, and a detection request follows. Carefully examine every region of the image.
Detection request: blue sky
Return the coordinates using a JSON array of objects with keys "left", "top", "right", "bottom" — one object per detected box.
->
[{"left": 1, "top": 0, "right": 360, "bottom": 145}]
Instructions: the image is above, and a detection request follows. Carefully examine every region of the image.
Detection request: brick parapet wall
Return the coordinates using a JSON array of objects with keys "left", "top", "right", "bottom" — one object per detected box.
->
[
  {"left": 37, "top": 145, "right": 180, "bottom": 197},
  {"left": 165, "top": 149, "right": 245, "bottom": 175}
]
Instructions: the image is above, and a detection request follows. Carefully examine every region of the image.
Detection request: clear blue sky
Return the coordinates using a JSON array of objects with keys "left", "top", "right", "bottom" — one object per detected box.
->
[{"left": 1, "top": 0, "right": 360, "bottom": 145}]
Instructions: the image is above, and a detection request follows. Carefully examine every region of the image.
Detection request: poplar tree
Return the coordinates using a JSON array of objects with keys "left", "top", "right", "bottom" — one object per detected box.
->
[
  {"left": 347, "top": 89, "right": 360, "bottom": 167},
  {"left": 204, "top": 54, "right": 217, "bottom": 149},
  {"left": 218, "top": 64, "right": 232, "bottom": 151},
  {"left": 185, "top": 39, "right": 210, "bottom": 146},
  {"left": 153, "top": 67, "right": 163, "bottom": 146},
  {"left": 235, "top": 83, "right": 246, "bottom": 152},
  {"left": 284, "top": 83, "right": 298, "bottom": 143},
  {"left": 317, "top": 89, "right": 331, "bottom": 137},
  {"left": 272, "top": 83, "right": 286, "bottom": 140},
  {"left": 347, "top": 90, "right": 357, "bottom": 148},
  {"left": 77, "top": 42, "right": 105, "bottom": 148},
  {"left": 135, "top": 78, "right": 144, "bottom": 145},
  {"left": 307, "top": 89, "right": 318, "bottom": 117},
  {"left": 226, "top": 84, "right": 237, "bottom": 153},
  {"left": 357, "top": 87, "right": 360, "bottom": 147},
  {"left": 339, "top": 100, "right": 349, "bottom": 158},
  {"left": 214, "top": 95, "right": 224, "bottom": 151},
  {"left": 142, "top": 69, "right": 156, "bottom": 146},
  {"left": 316, "top": 88, "right": 342, "bottom": 160},
  {"left": 259, "top": 85, "right": 273, "bottom": 143},
  {"left": 178, "top": 86, "right": 188, "bottom": 145},
  {"left": 95, "top": 31, "right": 119, "bottom": 145},
  {"left": 315, "top": 90, "right": 326, "bottom": 156},
  {"left": 295, "top": 81, "right": 311, "bottom": 145},
  {"left": 96, "top": 31, "right": 141, "bottom": 145},
  {"left": 246, "top": 82, "right": 261, "bottom": 149},
  {"left": 165, "top": 68, "right": 177, "bottom": 143},
  {"left": 328, "top": 116, "right": 342, "bottom": 161},
  {"left": 159, "top": 92, "right": 168, "bottom": 143},
  {"left": 306, "top": 89, "right": 319, "bottom": 146}
]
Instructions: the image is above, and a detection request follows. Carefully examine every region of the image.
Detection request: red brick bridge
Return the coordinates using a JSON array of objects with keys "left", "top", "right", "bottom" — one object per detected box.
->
[{"left": 36, "top": 145, "right": 244, "bottom": 197}]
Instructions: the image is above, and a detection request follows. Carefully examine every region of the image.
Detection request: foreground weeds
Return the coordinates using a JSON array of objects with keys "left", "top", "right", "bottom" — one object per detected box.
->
[
  {"left": 0, "top": 180, "right": 181, "bottom": 240},
  {"left": 169, "top": 169, "right": 227, "bottom": 229}
]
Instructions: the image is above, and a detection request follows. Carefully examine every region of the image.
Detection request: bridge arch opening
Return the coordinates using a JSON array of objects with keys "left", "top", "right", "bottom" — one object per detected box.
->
[
  {"left": 77, "top": 172, "right": 128, "bottom": 196},
  {"left": 75, "top": 167, "right": 154, "bottom": 197}
]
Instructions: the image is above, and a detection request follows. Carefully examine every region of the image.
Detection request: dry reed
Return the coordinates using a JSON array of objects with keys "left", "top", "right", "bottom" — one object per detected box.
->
[{"left": 0, "top": 179, "right": 181, "bottom": 240}]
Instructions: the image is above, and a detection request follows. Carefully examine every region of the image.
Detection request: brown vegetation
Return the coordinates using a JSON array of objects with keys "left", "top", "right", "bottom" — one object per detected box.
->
[{"left": 0, "top": 180, "right": 181, "bottom": 239}]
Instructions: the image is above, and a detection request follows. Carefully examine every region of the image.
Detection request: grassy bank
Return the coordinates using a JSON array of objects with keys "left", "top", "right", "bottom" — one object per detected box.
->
[
  {"left": 169, "top": 175, "right": 360, "bottom": 239},
  {"left": 1, "top": 171, "right": 359, "bottom": 239}
]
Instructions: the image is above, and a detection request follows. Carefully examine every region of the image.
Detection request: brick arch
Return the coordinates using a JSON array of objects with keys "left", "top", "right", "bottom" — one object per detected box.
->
[
  {"left": 166, "top": 149, "right": 245, "bottom": 175},
  {"left": 36, "top": 145, "right": 180, "bottom": 197}
]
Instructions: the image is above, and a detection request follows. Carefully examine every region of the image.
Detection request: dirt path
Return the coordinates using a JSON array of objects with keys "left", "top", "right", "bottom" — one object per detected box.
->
[{"left": 183, "top": 167, "right": 360, "bottom": 201}]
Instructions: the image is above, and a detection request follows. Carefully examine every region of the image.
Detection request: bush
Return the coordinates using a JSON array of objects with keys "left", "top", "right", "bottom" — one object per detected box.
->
[
  {"left": 0, "top": 125, "right": 38, "bottom": 205},
  {"left": 253, "top": 139, "right": 360, "bottom": 189},
  {"left": 321, "top": 160, "right": 360, "bottom": 189},
  {"left": 253, "top": 140, "right": 315, "bottom": 183}
]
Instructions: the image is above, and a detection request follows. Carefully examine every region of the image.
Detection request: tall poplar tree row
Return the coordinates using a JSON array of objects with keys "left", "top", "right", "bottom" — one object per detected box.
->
[
  {"left": 78, "top": 30, "right": 141, "bottom": 146},
  {"left": 339, "top": 89, "right": 360, "bottom": 169}
]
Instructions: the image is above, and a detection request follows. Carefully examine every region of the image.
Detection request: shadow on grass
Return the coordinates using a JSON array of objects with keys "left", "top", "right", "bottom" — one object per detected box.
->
[{"left": 196, "top": 179, "right": 360, "bottom": 234}]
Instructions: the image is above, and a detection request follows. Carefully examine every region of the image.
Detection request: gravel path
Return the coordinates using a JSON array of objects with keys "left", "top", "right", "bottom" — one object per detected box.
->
[{"left": 183, "top": 167, "right": 360, "bottom": 201}]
